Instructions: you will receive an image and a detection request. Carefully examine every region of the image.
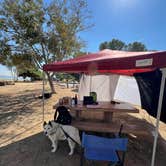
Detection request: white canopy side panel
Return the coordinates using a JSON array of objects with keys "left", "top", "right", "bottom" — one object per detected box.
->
[
  {"left": 78, "top": 74, "right": 91, "bottom": 99},
  {"left": 113, "top": 76, "right": 141, "bottom": 106},
  {"left": 78, "top": 74, "right": 119, "bottom": 101}
]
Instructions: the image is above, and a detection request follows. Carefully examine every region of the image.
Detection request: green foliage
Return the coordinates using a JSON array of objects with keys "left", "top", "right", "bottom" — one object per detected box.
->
[
  {"left": 70, "top": 73, "right": 80, "bottom": 82},
  {"left": 0, "top": 0, "right": 92, "bottom": 92},
  {"left": 99, "top": 39, "right": 125, "bottom": 50},
  {"left": 0, "top": 0, "right": 91, "bottom": 65},
  {"left": 18, "top": 68, "right": 42, "bottom": 81},
  {"left": 74, "top": 51, "right": 87, "bottom": 57},
  {"left": 55, "top": 73, "right": 79, "bottom": 82},
  {"left": 108, "top": 39, "right": 125, "bottom": 50},
  {"left": 99, "top": 39, "right": 147, "bottom": 51},
  {"left": 55, "top": 73, "right": 64, "bottom": 81},
  {"left": 127, "top": 42, "right": 147, "bottom": 51},
  {"left": 99, "top": 41, "right": 108, "bottom": 50}
]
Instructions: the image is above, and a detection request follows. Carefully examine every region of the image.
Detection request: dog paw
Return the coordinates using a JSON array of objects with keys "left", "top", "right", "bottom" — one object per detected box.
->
[
  {"left": 51, "top": 149, "right": 56, "bottom": 153},
  {"left": 68, "top": 151, "right": 73, "bottom": 155}
]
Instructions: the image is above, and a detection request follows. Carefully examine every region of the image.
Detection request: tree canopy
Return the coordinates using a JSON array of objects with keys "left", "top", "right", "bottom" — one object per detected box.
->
[
  {"left": 99, "top": 39, "right": 147, "bottom": 51},
  {"left": 19, "top": 68, "right": 42, "bottom": 81},
  {"left": 0, "top": 0, "right": 92, "bottom": 92},
  {"left": 127, "top": 42, "right": 147, "bottom": 51}
]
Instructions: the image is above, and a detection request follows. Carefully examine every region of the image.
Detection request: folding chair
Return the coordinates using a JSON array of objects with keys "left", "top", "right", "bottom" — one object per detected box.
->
[{"left": 80, "top": 132, "right": 128, "bottom": 166}]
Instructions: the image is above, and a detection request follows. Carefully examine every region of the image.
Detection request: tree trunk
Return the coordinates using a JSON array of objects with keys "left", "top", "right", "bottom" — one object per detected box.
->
[
  {"left": 46, "top": 72, "right": 56, "bottom": 93},
  {"left": 10, "top": 68, "right": 15, "bottom": 83},
  {"left": 14, "top": 68, "right": 18, "bottom": 81},
  {"left": 66, "top": 79, "right": 69, "bottom": 88}
]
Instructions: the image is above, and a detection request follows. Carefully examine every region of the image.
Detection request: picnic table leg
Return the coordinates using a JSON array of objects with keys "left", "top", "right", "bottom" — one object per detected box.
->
[
  {"left": 76, "top": 110, "right": 81, "bottom": 119},
  {"left": 104, "top": 112, "right": 113, "bottom": 123}
]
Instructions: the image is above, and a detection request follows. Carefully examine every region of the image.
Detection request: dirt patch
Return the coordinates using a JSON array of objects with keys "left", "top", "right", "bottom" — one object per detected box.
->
[{"left": 0, "top": 81, "right": 166, "bottom": 166}]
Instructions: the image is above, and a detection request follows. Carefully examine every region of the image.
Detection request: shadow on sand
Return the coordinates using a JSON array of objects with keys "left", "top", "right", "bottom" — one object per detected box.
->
[
  {"left": 0, "top": 132, "right": 82, "bottom": 166},
  {"left": 0, "top": 92, "right": 43, "bottom": 126},
  {"left": 0, "top": 113, "right": 166, "bottom": 166},
  {"left": 71, "top": 88, "right": 78, "bottom": 93}
]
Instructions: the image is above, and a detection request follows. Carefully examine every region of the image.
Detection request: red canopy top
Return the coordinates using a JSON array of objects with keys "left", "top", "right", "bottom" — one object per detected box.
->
[{"left": 43, "top": 49, "right": 166, "bottom": 75}]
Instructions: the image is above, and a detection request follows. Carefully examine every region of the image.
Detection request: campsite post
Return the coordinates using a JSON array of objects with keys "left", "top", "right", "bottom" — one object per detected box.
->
[
  {"left": 42, "top": 71, "right": 45, "bottom": 124},
  {"left": 151, "top": 68, "right": 166, "bottom": 166}
]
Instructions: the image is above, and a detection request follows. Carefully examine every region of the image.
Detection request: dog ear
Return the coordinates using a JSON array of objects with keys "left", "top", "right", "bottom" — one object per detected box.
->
[
  {"left": 43, "top": 121, "right": 47, "bottom": 126},
  {"left": 48, "top": 121, "right": 52, "bottom": 127}
]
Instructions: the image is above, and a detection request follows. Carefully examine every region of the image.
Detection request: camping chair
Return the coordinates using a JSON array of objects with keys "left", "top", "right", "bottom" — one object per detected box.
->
[{"left": 80, "top": 132, "right": 128, "bottom": 166}]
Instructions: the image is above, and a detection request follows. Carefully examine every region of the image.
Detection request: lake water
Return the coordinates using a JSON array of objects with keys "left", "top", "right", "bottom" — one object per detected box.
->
[
  {"left": 0, "top": 75, "right": 13, "bottom": 80},
  {"left": 0, "top": 75, "right": 27, "bottom": 81}
]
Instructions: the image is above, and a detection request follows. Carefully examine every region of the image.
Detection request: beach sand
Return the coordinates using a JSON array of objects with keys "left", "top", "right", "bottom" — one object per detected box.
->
[{"left": 0, "top": 81, "right": 166, "bottom": 166}]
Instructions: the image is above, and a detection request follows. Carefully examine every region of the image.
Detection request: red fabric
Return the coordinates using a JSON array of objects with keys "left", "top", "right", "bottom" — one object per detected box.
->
[
  {"left": 98, "top": 68, "right": 156, "bottom": 76},
  {"left": 43, "top": 49, "right": 166, "bottom": 75}
]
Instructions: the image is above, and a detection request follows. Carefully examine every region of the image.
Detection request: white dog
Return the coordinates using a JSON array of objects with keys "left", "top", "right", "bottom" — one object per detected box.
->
[{"left": 43, "top": 121, "right": 81, "bottom": 155}]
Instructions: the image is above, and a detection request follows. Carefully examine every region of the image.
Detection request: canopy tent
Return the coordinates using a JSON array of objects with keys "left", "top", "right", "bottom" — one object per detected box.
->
[
  {"left": 43, "top": 49, "right": 166, "bottom": 166},
  {"left": 43, "top": 49, "right": 166, "bottom": 75}
]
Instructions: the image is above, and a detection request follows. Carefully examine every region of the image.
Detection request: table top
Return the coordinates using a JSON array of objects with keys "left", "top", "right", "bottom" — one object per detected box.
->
[{"left": 54, "top": 101, "right": 139, "bottom": 113}]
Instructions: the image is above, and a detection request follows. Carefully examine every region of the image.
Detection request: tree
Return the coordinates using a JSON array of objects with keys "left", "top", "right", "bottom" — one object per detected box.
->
[
  {"left": 99, "top": 41, "right": 108, "bottom": 50},
  {"left": 127, "top": 42, "right": 147, "bottom": 51},
  {"left": 18, "top": 68, "right": 42, "bottom": 81},
  {"left": 0, "top": 41, "right": 18, "bottom": 81},
  {"left": 0, "top": 0, "right": 92, "bottom": 93},
  {"left": 55, "top": 72, "right": 79, "bottom": 88},
  {"left": 99, "top": 39, "right": 147, "bottom": 51},
  {"left": 99, "top": 39, "right": 125, "bottom": 51},
  {"left": 108, "top": 39, "right": 125, "bottom": 50}
]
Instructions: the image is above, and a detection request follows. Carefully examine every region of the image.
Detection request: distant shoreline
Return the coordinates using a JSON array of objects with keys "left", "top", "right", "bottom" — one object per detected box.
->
[
  {"left": 0, "top": 75, "right": 26, "bottom": 81},
  {"left": 0, "top": 75, "right": 13, "bottom": 81}
]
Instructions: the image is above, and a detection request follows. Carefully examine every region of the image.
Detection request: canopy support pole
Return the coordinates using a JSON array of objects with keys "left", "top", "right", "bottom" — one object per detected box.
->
[
  {"left": 42, "top": 71, "right": 45, "bottom": 124},
  {"left": 89, "top": 75, "right": 92, "bottom": 93},
  {"left": 151, "top": 68, "right": 166, "bottom": 166}
]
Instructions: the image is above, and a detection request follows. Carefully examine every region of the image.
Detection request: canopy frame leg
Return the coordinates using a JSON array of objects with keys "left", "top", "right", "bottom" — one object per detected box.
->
[
  {"left": 42, "top": 71, "right": 45, "bottom": 124},
  {"left": 151, "top": 68, "right": 166, "bottom": 166},
  {"left": 89, "top": 75, "right": 92, "bottom": 93}
]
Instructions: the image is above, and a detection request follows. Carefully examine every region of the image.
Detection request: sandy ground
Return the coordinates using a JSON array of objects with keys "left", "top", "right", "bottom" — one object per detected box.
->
[{"left": 0, "top": 81, "right": 166, "bottom": 166}]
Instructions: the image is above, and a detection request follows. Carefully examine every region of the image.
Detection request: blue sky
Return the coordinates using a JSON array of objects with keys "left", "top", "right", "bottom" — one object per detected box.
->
[
  {"left": 82, "top": 0, "right": 166, "bottom": 52},
  {"left": 1, "top": 0, "right": 166, "bottom": 76}
]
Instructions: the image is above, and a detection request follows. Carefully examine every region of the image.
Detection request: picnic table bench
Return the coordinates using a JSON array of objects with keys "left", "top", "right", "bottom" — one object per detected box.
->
[
  {"left": 71, "top": 119, "right": 151, "bottom": 135},
  {"left": 52, "top": 101, "right": 151, "bottom": 135}
]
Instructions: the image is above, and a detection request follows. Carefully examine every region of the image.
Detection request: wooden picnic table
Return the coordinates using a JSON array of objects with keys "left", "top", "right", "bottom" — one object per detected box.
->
[
  {"left": 53, "top": 101, "right": 139, "bottom": 123},
  {"left": 53, "top": 101, "right": 152, "bottom": 135}
]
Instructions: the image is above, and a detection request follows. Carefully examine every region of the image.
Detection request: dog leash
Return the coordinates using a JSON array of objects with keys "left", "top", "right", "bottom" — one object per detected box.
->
[
  {"left": 60, "top": 126, "right": 81, "bottom": 146},
  {"left": 49, "top": 128, "right": 58, "bottom": 136}
]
